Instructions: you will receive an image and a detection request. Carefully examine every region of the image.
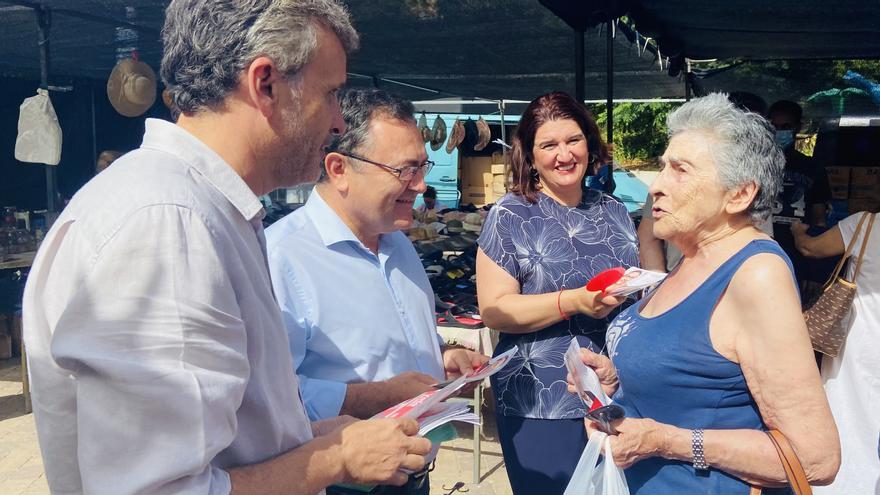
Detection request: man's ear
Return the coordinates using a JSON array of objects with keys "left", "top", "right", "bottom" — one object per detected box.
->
[
  {"left": 243, "top": 56, "right": 282, "bottom": 117},
  {"left": 324, "top": 152, "right": 351, "bottom": 193},
  {"left": 725, "top": 180, "right": 759, "bottom": 217}
]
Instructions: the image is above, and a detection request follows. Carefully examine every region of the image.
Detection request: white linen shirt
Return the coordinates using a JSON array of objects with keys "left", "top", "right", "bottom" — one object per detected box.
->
[
  {"left": 23, "top": 119, "right": 315, "bottom": 494},
  {"left": 265, "top": 189, "right": 445, "bottom": 421}
]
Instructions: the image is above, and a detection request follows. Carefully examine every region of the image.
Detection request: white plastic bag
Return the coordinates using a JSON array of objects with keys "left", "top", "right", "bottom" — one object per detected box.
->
[
  {"left": 564, "top": 431, "right": 630, "bottom": 495},
  {"left": 15, "top": 88, "right": 62, "bottom": 165}
]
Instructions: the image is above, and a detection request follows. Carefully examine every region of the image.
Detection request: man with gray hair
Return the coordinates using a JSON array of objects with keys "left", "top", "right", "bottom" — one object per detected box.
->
[
  {"left": 266, "top": 88, "right": 488, "bottom": 493},
  {"left": 23, "top": 2, "right": 430, "bottom": 494}
]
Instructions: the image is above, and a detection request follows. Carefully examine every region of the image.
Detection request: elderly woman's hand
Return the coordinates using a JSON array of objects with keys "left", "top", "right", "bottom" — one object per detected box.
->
[
  {"left": 566, "top": 347, "right": 619, "bottom": 398},
  {"left": 587, "top": 417, "right": 669, "bottom": 468}
]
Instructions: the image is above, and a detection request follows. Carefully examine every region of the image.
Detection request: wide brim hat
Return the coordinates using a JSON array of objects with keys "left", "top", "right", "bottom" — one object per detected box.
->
[
  {"left": 430, "top": 116, "right": 447, "bottom": 151},
  {"left": 418, "top": 111, "right": 432, "bottom": 143},
  {"left": 446, "top": 118, "right": 465, "bottom": 153},
  {"left": 107, "top": 58, "right": 157, "bottom": 117},
  {"left": 446, "top": 219, "right": 464, "bottom": 233},
  {"left": 474, "top": 117, "right": 491, "bottom": 151}
]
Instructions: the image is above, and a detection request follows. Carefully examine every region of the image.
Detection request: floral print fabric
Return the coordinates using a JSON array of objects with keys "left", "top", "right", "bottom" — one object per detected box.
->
[{"left": 478, "top": 190, "right": 639, "bottom": 419}]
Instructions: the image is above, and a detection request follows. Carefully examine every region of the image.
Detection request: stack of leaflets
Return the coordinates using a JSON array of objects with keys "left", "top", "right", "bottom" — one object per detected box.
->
[
  {"left": 602, "top": 267, "right": 667, "bottom": 297},
  {"left": 373, "top": 347, "right": 518, "bottom": 434},
  {"left": 563, "top": 339, "right": 610, "bottom": 410},
  {"left": 335, "top": 347, "right": 519, "bottom": 489}
]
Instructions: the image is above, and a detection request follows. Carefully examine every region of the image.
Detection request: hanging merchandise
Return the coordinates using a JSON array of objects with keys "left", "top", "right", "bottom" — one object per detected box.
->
[
  {"left": 15, "top": 89, "right": 62, "bottom": 165},
  {"left": 446, "top": 117, "right": 465, "bottom": 153},
  {"left": 474, "top": 117, "right": 491, "bottom": 151},
  {"left": 418, "top": 111, "right": 432, "bottom": 143},
  {"left": 107, "top": 58, "right": 157, "bottom": 117},
  {"left": 430, "top": 115, "right": 447, "bottom": 151}
]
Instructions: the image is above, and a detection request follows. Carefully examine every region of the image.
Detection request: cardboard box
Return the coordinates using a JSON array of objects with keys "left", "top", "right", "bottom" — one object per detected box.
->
[
  {"left": 848, "top": 197, "right": 880, "bottom": 214},
  {"left": 830, "top": 184, "right": 850, "bottom": 200},
  {"left": 849, "top": 167, "right": 880, "bottom": 199},
  {"left": 825, "top": 166, "right": 851, "bottom": 187},
  {"left": 492, "top": 174, "right": 506, "bottom": 195},
  {"left": 461, "top": 185, "right": 492, "bottom": 206},
  {"left": 850, "top": 167, "right": 880, "bottom": 185},
  {"left": 491, "top": 164, "right": 506, "bottom": 175},
  {"left": 461, "top": 156, "right": 494, "bottom": 187},
  {"left": 849, "top": 182, "right": 880, "bottom": 199},
  {"left": 481, "top": 172, "right": 495, "bottom": 187}
]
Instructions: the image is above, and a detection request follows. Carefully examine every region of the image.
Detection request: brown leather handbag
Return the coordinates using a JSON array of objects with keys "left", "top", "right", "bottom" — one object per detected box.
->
[
  {"left": 803, "top": 212, "right": 875, "bottom": 357},
  {"left": 749, "top": 429, "right": 812, "bottom": 495}
]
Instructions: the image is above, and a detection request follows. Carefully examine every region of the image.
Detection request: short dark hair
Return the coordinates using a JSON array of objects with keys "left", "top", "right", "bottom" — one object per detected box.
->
[
  {"left": 768, "top": 100, "right": 803, "bottom": 122},
  {"left": 728, "top": 91, "right": 767, "bottom": 115},
  {"left": 509, "top": 91, "right": 610, "bottom": 204},
  {"left": 423, "top": 185, "right": 437, "bottom": 198},
  {"left": 320, "top": 88, "right": 416, "bottom": 182}
]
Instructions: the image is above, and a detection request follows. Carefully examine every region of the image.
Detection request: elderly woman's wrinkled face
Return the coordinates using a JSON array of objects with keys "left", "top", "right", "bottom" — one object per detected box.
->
[
  {"left": 532, "top": 119, "right": 589, "bottom": 192},
  {"left": 649, "top": 131, "right": 730, "bottom": 242}
]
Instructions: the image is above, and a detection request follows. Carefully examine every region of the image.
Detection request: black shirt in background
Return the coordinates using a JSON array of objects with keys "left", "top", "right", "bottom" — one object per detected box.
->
[{"left": 772, "top": 146, "right": 833, "bottom": 289}]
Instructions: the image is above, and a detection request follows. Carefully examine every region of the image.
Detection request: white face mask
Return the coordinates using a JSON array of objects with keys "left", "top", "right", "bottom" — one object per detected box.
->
[{"left": 775, "top": 130, "right": 795, "bottom": 149}]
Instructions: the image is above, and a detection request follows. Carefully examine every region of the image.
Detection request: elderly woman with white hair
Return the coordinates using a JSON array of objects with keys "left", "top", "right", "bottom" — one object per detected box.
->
[{"left": 571, "top": 94, "right": 840, "bottom": 494}]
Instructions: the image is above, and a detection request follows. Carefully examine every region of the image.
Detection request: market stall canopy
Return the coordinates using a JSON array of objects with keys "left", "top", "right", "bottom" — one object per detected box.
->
[
  {"left": 0, "top": 0, "right": 684, "bottom": 101},
  {"left": 625, "top": 0, "right": 880, "bottom": 61}
]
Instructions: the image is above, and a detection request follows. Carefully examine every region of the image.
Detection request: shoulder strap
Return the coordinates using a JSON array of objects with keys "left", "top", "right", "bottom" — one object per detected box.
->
[
  {"left": 748, "top": 429, "right": 812, "bottom": 495},
  {"left": 850, "top": 212, "right": 875, "bottom": 281},
  {"left": 824, "top": 212, "right": 869, "bottom": 287}
]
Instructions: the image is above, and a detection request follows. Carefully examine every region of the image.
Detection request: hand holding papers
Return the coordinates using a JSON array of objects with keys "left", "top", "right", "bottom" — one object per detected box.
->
[
  {"left": 587, "top": 266, "right": 666, "bottom": 297},
  {"left": 564, "top": 339, "right": 625, "bottom": 434},
  {"left": 375, "top": 347, "right": 518, "bottom": 435}
]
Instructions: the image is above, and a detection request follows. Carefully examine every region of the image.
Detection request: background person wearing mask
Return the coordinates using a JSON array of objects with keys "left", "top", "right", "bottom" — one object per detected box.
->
[{"left": 768, "top": 100, "right": 832, "bottom": 298}]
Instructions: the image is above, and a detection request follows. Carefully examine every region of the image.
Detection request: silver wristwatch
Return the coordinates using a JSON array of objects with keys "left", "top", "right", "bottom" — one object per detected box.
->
[{"left": 692, "top": 428, "right": 709, "bottom": 470}]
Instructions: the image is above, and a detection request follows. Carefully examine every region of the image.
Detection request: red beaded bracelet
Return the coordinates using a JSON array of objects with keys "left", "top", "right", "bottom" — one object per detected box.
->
[{"left": 557, "top": 287, "right": 571, "bottom": 321}]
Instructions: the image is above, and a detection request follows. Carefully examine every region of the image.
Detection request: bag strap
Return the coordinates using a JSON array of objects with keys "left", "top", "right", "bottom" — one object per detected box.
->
[
  {"left": 850, "top": 212, "right": 875, "bottom": 282},
  {"left": 823, "top": 212, "right": 869, "bottom": 287},
  {"left": 748, "top": 429, "right": 812, "bottom": 495}
]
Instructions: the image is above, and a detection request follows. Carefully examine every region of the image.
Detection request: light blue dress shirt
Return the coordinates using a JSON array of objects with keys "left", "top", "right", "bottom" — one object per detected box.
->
[{"left": 266, "top": 189, "right": 445, "bottom": 420}]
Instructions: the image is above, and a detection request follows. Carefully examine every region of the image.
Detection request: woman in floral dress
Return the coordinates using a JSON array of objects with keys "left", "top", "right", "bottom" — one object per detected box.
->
[{"left": 476, "top": 91, "right": 639, "bottom": 494}]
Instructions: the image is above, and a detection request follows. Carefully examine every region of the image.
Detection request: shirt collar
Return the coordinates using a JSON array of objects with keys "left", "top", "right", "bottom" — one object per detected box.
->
[
  {"left": 304, "top": 188, "right": 397, "bottom": 257},
  {"left": 140, "top": 118, "right": 265, "bottom": 222}
]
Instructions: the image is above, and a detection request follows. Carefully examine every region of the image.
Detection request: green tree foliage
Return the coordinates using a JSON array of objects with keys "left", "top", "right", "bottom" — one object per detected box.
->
[{"left": 587, "top": 102, "right": 681, "bottom": 166}]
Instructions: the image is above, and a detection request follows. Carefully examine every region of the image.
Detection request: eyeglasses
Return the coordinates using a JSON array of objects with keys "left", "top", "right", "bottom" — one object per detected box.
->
[{"left": 334, "top": 151, "right": 434, "bottom": 182}]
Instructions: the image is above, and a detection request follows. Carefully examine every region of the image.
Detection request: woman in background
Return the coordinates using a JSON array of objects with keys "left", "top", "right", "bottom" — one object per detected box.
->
[{"left": 793, "top": 212, "right": 878, "bottom": 494}]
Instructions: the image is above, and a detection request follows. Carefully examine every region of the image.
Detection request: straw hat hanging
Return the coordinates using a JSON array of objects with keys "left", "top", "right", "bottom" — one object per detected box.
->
[
  {"left": 107, "top": 58, "right": 157, "bottom": 117},
  {"left": 430, "top": 115, "right": 447, "bottom": 151}
]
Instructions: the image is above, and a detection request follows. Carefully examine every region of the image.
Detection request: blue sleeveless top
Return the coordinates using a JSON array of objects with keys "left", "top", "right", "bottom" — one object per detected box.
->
[{"left": 605, "top": 240, "right": 793, "bottom": 495}]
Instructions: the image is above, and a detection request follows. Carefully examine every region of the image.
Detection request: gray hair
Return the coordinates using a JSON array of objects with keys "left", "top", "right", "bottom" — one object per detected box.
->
[
  {"left": 320, "top": 88, "right": 416, "bottom": 181},
  {"left": 161, "top": 0, "right": 359, "bottom": 114},
  {"left": 666, "top": 93, "right": 784, "bottom": 224}
]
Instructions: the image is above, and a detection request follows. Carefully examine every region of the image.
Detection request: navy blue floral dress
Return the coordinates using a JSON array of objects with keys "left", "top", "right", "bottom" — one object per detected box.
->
[{"left": 478, "top": 189, "right": 638, "bottom": 494}]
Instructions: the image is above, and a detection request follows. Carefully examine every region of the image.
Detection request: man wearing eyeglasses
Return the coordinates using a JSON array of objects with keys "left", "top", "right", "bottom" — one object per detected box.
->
[{"left": 266, "top": 88, "right": 487, "bottom": 494}]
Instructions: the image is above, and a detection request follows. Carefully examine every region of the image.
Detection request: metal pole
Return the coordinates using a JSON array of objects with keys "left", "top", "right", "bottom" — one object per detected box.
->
[
  {"left": 606, "top": 21, "right": 614, "bottom": 145},
  {"left": 91, "top": 83, "right": 98, "bottom": 168},
  {"left": 574, "top": 29, "right": 585, "bottom": 102},
  {"left": 498, "top": 100, "right": 507, "bottom": 151},
  {"left": 685, "top": 60, "right": 693, "bottom": 101},
  {"left": 37, "top": 5, "right": 57, "bottom": 212}
]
